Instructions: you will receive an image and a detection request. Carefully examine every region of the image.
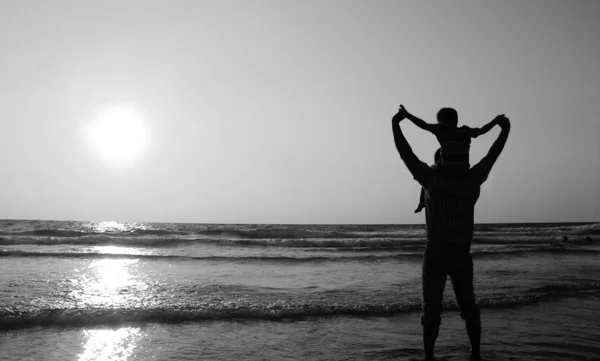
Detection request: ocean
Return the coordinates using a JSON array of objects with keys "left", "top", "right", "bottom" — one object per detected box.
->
[{"left": 1, "top": 220, "right": 599, "bottom": 361}]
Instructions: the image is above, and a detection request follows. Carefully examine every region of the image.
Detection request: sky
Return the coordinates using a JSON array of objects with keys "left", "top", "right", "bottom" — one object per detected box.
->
[{"left": 0, "top": 0, "right": 598, "bottom": 224}]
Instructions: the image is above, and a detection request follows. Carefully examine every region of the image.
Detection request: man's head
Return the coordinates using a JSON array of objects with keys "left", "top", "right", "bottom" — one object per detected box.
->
[
  {"left": 436, "top": 108, "right": 458, "bottom": 128},
  {"left": 434, "top": 148, "right": 469, "bottom": 178}
]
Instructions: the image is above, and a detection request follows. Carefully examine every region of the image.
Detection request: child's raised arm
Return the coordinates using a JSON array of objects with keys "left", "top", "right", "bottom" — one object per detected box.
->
[
  {"left": 400, "top": 105, "right": 439, "bottom": 134},
  {"left": 469, "top": 114, "right": 504, "bottom": 138}
]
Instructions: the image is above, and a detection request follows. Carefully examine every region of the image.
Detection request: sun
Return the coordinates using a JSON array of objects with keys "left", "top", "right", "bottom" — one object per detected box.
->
[{"left": 86, "top": 105, "right": 148, "bottom": 162}]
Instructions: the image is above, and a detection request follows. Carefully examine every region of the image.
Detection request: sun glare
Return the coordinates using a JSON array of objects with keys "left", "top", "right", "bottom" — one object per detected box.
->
[
  {"left": 79, "top": 327, "right": 142, "bottom": 361},
  {"left": 86, "top": 106, "right": 148, "bottom": 162}
]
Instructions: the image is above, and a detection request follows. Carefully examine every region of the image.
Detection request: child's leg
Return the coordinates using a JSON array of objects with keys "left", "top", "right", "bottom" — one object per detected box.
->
[{"left": 415, "top": 187, "right": 425, "bottom": 213}]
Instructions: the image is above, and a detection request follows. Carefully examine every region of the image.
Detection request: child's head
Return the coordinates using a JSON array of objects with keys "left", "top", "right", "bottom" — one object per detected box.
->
[{"left": 436, "top": 108, "right": 458, "bottom": 127}]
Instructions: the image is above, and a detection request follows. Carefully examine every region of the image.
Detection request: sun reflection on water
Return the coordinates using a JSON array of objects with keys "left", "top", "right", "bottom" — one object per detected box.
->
[
  {"left": 93, "top": 259, "right": 137, "bottom": 291},
  {"left": 79, "top": 327, "right": 142, "bottom": 361},
  {"left": 70, "top": 222, "right": 150, "bottom": 360},
  {"left": 81, "top": 221, "right": 155, "bottom": 234},
  {"left": 92, "top": 221, "right": 130, "bottom": 233},
  {"left": 93, "top": 245, "right": 150, "bottom": 256},
  {"left": 73, "top": 259, "right": 145, "bottom": 307}
]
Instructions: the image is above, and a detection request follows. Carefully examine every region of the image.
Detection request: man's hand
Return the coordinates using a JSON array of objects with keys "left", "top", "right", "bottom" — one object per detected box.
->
[
  {"left": 493, "top": 114, "right": 505, "bottom": 123},
  {"left": 392, "top": 104, "right": 408, "bottom": 124},
  {"left": 496, "top": 114, "right": 510, "bottom": 129},
  {"left": 400, "top": 104, "right": 409, "bottom": 115}
]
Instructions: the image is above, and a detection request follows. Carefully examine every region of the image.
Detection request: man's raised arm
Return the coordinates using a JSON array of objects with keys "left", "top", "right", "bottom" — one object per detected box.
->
[
  {"left": 471, "top": 116, "right": 511, "bottom": 183},
  {"left": 392, "top": 108, "right": 433, "bottom": 186}
]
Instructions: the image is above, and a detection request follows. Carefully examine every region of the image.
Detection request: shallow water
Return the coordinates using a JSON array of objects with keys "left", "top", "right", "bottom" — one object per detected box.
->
[
  {"left": 2, "top": 296, "right": 600, "bottom": 361},
  {"left": 1, "top": 220, "right": 599, "bottom": 360}
]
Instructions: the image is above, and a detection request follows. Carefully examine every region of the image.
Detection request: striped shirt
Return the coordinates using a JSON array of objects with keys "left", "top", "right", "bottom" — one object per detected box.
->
[
  {"left": 392, "top": 118, "right": 510, "bottom": 244},
  {"left": 411, "top": 163, "right": 491, "bottom": 244},
  {"left": 432, "top": 125, "right": 483, "bottom": 169}
]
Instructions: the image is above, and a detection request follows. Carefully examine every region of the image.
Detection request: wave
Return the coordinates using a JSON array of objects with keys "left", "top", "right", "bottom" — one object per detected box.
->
[
  {"left": 0, "top": 222, "right": 598, "bottom": 250},
  {"left": 223, "top": 224, "right": 600, "bottom": 239},
  {"left": 1, "top": 283, "right": 598, "bottom": 330},
  {"left": 1, "top": 222, "right": 598, "bottom": 242},
  {"left": 0, "top": 235, "right": 198, "bottom": 247},
  {"left": 0, "top": 250, "right": 422, "bottom": 262},
  {"left": 1, "top": 245, "right": 598, "bottom": 262},
  {"left": 2, "top": 234, "right": 598, "bottom": 249},
  {"left": 0, "top": 229, "right": 192, "bottom": 238},
  {"left": 526, "top": 283, "right": 600, "bottom": 294},
  {"left": 0, "top": 227, "right": 415, "bottom": 240},
  {"left": 0, "top": 235, "right": 429, "bottom": 248},
  {"left": 474, "top": 222, "right": 600, "bottom": 237},
  {"left": 471, "top": 247, "right": 600, "bottom": 258},
  {"left": 473, "top": 236, "right": 599, "bottom": 245}
]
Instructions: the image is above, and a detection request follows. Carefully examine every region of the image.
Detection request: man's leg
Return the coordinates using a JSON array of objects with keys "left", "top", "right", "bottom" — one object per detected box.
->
[
  {"left": 449, "top": 246, "right": 481, "bottom": 360},
  {"left": 421, "top": 243, "right": 448, "bottom": 360}
]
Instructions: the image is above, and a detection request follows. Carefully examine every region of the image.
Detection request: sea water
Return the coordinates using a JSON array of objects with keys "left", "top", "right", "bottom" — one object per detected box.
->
[{"left": 1, "top": 220, "right": 599, "bottom": 360}]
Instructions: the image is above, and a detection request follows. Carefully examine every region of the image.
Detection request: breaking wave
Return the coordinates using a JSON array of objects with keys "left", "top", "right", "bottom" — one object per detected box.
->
[
  {"left": 1, "top": 283, "right": 598, "bottom": 330},
  {"left": 1, "top": 246, "right": 599, "bottom": 263},
  {"left": 1, "top": 222, "right": 597, "bottom": 243},
  {"left": 1, "top": 234, "right": 598, "bottom": 249}
]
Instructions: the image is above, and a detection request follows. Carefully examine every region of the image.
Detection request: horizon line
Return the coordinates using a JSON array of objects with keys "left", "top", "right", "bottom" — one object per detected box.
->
[{"left": 0, "top": 218, "right": 597, "bottom": 226}]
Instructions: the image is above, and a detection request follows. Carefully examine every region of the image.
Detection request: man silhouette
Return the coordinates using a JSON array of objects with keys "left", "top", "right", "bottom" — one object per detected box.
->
[{"left": 391, "top": 105, "right": 511, "bottom": 361}]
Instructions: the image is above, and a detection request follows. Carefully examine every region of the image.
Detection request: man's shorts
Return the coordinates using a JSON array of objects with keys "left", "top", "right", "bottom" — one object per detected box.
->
[{"left": 420, "top": 241, "right": 480, "bottom": 327}]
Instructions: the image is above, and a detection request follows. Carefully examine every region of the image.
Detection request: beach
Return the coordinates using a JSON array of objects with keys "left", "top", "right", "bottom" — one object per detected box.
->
[{"left": 1, "top": 220, "right": 599, "bottom": 360}]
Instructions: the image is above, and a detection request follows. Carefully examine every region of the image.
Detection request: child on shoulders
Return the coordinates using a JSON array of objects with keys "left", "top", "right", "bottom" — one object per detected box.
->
[{"left": 399, "top": 105, "right": 507, "bottom": 213}]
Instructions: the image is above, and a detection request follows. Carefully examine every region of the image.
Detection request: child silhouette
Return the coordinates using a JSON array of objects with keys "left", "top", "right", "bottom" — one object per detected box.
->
[{"left": 399, "top": 105, "right": 505, "bottom": 172}]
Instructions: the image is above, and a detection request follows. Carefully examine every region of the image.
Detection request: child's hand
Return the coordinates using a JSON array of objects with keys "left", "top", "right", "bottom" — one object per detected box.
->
[{"left": 392, "top": 105, "right": 407, "bottom": 124}]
